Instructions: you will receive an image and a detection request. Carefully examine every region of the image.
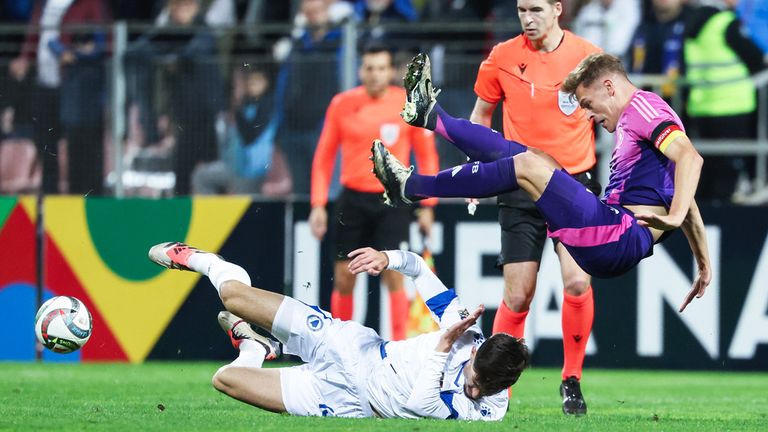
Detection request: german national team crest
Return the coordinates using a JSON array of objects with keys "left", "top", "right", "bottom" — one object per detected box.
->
[
  {"left": 380, "top": 123, "right": 401, "bottom": 146},
  {"left": 557, "top": 90, "right": 578, "bottom": 116}
]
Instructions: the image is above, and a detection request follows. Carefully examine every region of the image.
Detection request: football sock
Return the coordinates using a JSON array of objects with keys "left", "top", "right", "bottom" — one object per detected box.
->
[
  {"left": 199, "top": 256, "right": 252, "bottom": 296},
  {"left": 405, "top": 157, "right": 518, "bottom": 200},
  {"left": 331, "top": 291, "right": 353, "bottom": 321},
  {"left": 492, "top": 301, "right": 528, "bottom": 336},
  {"left": 562, "top": 287, "right": 594, "bottom": 380},
  {"left": 389, "top": 290, "right": 409, "bottom": 341},
  {"left": 187, "top": 252, "right": 218, "bottom": 275},
  {"left": 433, "top": 104, "right": 527, "bottom": 162},
  {"left": 228, "top": 339, "right": 267, "bottom": 369}
]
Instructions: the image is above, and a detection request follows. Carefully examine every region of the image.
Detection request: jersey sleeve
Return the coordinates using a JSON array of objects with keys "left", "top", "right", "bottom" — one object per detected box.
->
[
  {"left": 384, "top": 250, "right": 469, "bottom": 329},
  {"left": 629, "top": 93, "right": 686, "bottom": 155},
  {"left": 411, "top": 127, "right": 439, "bottom": 207},
  {"left": 447, "top": 390, "right": 508, "bottom": 421},
  {"left": 473, "top": 43, "right": 504, "bottom": 104},
  {"left": 404, "top": 353, "right": 507, "bottom": 421},
  {"left": 310, "top": 95, "right": 342, "bottom": 207}
]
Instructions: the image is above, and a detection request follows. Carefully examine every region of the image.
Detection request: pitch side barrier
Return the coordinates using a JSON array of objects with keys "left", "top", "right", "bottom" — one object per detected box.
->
[{"left": 1, "top": 197, "right": 766, "bottom": 370}]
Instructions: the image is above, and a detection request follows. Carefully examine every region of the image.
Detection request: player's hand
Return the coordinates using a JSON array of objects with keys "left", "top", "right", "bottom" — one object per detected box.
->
[
  {"left": 308, "top": 207, "right": 327, "bottom": 240},
  {"left": 436, "top": 305, "right": 484, "bottom": 353},
  {"left": 347, "top": 247, "right": 388, "bottom": 276},
  {"left": 9, "top": 57, "right": 29, "bottom": 80},
  {"left": 635, "top": 212, "right": 684, "bottom": 230},
  {"left": 416, "top": 207, "right": 434, "bottom": 237},
  {"left": 679, "top": 264, "right": 711, "bottom": 312},
  {"left": 465, "top": 198, "right": 479, "bottom": 215}
]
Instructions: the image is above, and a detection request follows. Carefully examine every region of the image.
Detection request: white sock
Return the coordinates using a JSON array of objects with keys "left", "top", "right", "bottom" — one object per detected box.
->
[
  {"left": 228, "top": 339, "right": 267, "bottom": 368},
  {"left": 204, "top": 258, "right": 252, "bottom": 296},
  {"left": 187, "top": 252, "right": 219, "bottom": 276}
]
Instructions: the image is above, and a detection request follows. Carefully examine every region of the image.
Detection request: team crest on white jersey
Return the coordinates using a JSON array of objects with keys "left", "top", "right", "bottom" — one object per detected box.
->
[
  {"left": 306, "top": 314, "right": 324, "bottom": 331},
  {"left": 557, "top": 90, "right": 578, "bottom": 116},
  {"left": 380, "top": 123, "right": 400, "bottom": 146}
]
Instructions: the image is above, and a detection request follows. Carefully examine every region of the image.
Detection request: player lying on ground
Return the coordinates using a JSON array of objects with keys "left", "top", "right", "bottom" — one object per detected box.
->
[
  {"left": 148, "top": 242, "right": 529, "bottom": 420},
  {"left": 373, "top": 52, "right": 711, "bottom": 312}
]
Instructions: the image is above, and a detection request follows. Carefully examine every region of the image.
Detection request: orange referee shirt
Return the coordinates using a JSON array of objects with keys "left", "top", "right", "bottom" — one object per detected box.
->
[
  {"left": 311, "top": 85, "right": 439, "bottom": 207},
  {"left": 474, "top": 30, "right": 600, "bottom": 173}
]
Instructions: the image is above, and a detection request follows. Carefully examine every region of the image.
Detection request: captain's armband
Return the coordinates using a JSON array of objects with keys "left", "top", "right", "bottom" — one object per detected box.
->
[{"left": 651, "top": 121, "right": 687, "bottom": 154}]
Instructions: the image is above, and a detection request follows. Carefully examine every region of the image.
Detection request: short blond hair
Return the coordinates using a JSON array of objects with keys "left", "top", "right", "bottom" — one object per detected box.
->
[{"left": 562, "top": 53, "right": 627, "bottom": 95}]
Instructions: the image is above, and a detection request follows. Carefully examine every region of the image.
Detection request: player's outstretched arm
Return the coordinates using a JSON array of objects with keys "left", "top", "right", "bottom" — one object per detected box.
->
[
  {"left": 348, "top": 247, "right": 467, "bottom": 329},
  {"left": 678, "top": 199, "right": 712, "bottom": 312}
]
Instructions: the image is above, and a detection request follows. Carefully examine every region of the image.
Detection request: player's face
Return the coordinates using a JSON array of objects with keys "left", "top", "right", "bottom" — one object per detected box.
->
[
  {"left": 359, "top": 52, "right": 394, "bottom": 97},
  {"left": 575, "top": 78, "right": 621, "bottom": 133},
  {"left": 517, "top": 0, "right": 562, "bottom": 42},
  {"left": 463, "top": 360, "right": 482, "bottom": 400}
]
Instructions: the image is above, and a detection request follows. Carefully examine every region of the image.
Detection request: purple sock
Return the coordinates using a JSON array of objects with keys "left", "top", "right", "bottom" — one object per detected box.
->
[
  {"left": 433, "top": 104, "right": 527, "bottom": 162},
  {"left": 405, "top": 157, "right": 518, "bottom": 199}
]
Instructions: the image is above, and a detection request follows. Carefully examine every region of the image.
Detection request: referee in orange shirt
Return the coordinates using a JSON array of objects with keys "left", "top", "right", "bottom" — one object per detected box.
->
[
  {"left": 309, "top": 45, "right": 439, "bottom": 341},
  {"left": 470, "top": 0, "right": 601, "bottom": 415}
]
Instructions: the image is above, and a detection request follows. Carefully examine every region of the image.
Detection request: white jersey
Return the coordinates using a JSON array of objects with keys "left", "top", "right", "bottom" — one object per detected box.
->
[
  {"left": 277, "top": 250, "right": 509, "bottom": 420},
  {"left": 364, "top": 251, "right": 509, "bottom": 420}
]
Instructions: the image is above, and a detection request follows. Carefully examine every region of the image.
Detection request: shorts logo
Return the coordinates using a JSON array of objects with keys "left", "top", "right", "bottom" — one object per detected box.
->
[
  {"left": 558, "top": 90, "right": 578, "bottom": 116},
  {"left": 451, "top": 165, "right": 463, "bottom": 177},
  {"left": 380, "top": 123, "right": 400, "bottom": 146},
  {"left": 319, "top": 404, "right": 335, "bottom": 417},
  {"left": 306, "top": 314, "right": 324, "bottom": 331}
]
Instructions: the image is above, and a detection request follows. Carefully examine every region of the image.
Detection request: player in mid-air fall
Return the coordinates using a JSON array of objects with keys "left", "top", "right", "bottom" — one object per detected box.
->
[{"left": 373, "top": 52, "right": 711, "bottom": 310}]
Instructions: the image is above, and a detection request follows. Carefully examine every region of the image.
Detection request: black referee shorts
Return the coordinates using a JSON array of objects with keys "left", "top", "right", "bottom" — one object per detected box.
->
[
  {"left": 333, "top": 188, "right": 413, "bottom": 260},
  {"left": 496, "top": 168, "right": 601, "bottom": 267}
]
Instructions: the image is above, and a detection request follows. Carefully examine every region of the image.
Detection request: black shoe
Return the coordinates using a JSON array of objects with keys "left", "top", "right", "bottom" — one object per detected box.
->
[
  {"left": 401, "top": 53, "right": 440, "bottom": 129},
  {"left": 371, "top": 139, "right": 414, "bottom": 207},
  {"left": 560, "top": 376, "right": 587, "bottom": 416}
]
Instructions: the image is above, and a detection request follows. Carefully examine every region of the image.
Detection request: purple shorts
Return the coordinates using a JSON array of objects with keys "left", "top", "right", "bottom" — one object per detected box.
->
[{"left": 534, "top": 169, "right": 654, "bottom": 278}]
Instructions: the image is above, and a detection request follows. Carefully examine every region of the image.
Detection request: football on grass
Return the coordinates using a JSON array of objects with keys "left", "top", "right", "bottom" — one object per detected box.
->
[{"left": 34, "top": 296, "right": 92, "bottom": 353}]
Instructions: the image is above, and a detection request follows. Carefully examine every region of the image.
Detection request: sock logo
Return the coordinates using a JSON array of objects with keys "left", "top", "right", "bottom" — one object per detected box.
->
[
  {"left": 518, "top": 63, "right": 527, "bottom": 74},
  {"left": 573, "top": 334, "right": 583, "bottom": 343}
]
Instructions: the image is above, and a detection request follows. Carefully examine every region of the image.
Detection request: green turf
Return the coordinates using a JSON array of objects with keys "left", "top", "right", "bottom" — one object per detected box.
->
[{"left": 1, "top": 362, "right": 766, "bottom": 431}]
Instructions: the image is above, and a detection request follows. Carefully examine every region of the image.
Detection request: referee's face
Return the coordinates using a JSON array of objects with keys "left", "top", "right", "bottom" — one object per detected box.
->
[
  {"left": 360, "top": 52, "right": 394, "bottom": 98},
  {"left": 517, "top": 0, "right": 562, "bottom": 42}
]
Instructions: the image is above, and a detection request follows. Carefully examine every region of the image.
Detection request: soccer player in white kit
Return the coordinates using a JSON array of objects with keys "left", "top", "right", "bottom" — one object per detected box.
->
[{"left": 148, "top": 242, "right": 529, "bottom": 420}]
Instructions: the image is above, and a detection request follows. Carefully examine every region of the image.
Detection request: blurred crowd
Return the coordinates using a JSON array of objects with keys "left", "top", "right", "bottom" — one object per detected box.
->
[{"left": 0, "top": 0, "right": 765, "bottom": 203}]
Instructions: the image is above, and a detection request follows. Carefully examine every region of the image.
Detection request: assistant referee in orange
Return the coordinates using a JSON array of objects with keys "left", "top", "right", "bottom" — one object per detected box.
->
[{"left": 309, "top": 44, "right": 439, "bottom": 341}]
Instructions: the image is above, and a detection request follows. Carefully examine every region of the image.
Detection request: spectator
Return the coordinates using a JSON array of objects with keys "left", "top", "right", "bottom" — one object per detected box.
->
[
  {"left": 9, "top": 0, "right": 111, "bottom": 194},
  {"left": 627, "top": 0, "right": 691, "bottom": 99},
  {"left": 736, "top": 0, "right": 768, "bottom": 54},
  {"left": 193, "top": 66, "right": 292, "bottom": 195},
  {"left": 276, "top": 0, "right": 343, "bottom": 196},
  {"left": 354, "top": 0, "right": 418, "bottom": 44},
  {"left": 54, "top": 26, "right": 110, "bottom": 195},
  {"left": 571, "top": 0, "right": 640, "bottom": 58},
  {"left": 155, "top": 0, "right": 236, "bottom": 28},
  {"left": 684, "top": 0, "right": 767, "bottom": 202},
  {"left": 128, "top": 0, "right": 224, "bottom": 195}
]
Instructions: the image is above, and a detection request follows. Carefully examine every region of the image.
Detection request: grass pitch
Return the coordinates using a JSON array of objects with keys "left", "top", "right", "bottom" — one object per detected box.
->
[{"left": 1, "top": 362, "right": 765, "bottom": 431}]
